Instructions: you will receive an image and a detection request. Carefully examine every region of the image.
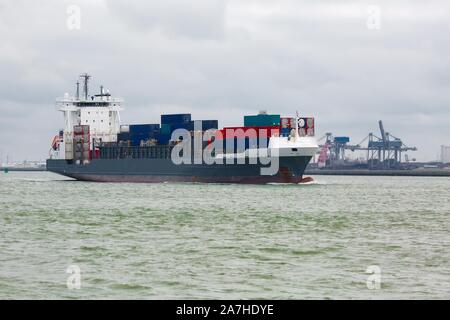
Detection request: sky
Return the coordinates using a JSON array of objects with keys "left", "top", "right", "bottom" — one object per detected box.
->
[{"left": 0, "top": 0, "right": 449, "bottom": 162}]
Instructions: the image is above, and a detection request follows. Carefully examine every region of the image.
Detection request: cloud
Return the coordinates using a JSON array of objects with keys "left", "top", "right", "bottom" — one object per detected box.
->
[
  {"left": 106, "top": 0, "right": 226, "bottom": 40},
  {"left": 0, "top": 0, "right": 449, "bottom": 162}
]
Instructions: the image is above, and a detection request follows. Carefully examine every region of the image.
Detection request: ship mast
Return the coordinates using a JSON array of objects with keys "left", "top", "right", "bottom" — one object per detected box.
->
[{"left": 80, "top": 73, "right": 91, "bottom": 100}]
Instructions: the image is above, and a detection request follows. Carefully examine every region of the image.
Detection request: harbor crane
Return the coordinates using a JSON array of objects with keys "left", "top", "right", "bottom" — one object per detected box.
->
[{"left": 317, "top": 120, "right": 417, "bottom": 169}]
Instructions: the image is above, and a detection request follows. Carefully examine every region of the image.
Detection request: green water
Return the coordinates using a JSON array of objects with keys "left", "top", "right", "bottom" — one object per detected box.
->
[{"left": 0, "top": 171, "right": 449, "bottom": 299}]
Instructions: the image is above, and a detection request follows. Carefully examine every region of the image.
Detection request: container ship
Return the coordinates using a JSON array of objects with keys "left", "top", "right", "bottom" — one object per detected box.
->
[{"left": 46, "top": 74, "right": 318, "bottom": 183}]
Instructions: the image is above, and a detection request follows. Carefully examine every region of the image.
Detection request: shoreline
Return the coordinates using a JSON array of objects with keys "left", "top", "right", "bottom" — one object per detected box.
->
[
  {"left": 1, "top": 167, "right": 47, "bottom": 172},
  {"left": 305, "top": 168, "right": 450, "bottom": 177}
]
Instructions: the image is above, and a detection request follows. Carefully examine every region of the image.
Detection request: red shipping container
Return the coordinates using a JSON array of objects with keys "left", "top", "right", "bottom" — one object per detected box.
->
[
  {"left": 73, "top": 125, "right": 90, "bottom": 135},
  {"left": 219, "top": 126, "right": 280, "bottom": 140}
]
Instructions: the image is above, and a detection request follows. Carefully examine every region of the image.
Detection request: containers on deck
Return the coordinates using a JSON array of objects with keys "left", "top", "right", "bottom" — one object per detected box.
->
[
  {"left": 189, "top": 120, "right": 218, "bottom": 131},
  {"left": 117, "top": 132, "right": 131, "bottom": 142},
  {"left": 169, "top": 122, "right": 192, "bottom": 132},
  {"left": 216, "top": 126, "right": 279, "bottom": 153},
  {"left": 244, "top": 113, "right": 280, "bottom": 127},
  {"left": 280, "top": 117, "right": 294, "bottom": 128},
  {"left": 73, "top": 125, "right": 90, "bottom": 135},
  {"left": 120, "top": 125, "right": 130, "bottom": 133},
  {"left": 280, "top": 127, "right": 291, "bottom": 137},
  {"left": 115, "top": 112, "right": 313, "bottom": 149},
  {"left": 157, "top": 114, "right": 219, "bottom": 144},
  {"left": 73, "top": 125, "right": 90, "bottom": 163},
  {"left": 160, "top": 123, "right": 171, "bottom": 135},
  {"left": 159, "top": 114, "right": 192, "bottom": 144},
  {"left": 129, "top": 124, "right": 160, "bottom": 146},
  {"left": 117, "top": 124, "right": 160, "bottom": 146},
  {"left": 298, "top": 117, "right": 315, "bottom": 137},
  {"left": 220, "top": 126, "right": 280, "bottom": 139},
  {"left": 161, "top": 113, "right": 191, "bottom": 125},
  {"left": 156, "top": 133, "right": 171, "bottom": 145}
]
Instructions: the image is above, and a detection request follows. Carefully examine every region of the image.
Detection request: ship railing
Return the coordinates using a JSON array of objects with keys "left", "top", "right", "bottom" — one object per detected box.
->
[{"left": 55, "top": 96, "right": 124, "bottom": 109}]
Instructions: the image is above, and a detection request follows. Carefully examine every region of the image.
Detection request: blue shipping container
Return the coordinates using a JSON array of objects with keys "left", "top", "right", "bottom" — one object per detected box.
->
[
  {"left": 170, "top": 122, "right": 191, "bottom": 133},
  {"left": 161, "top": 114, "right": 191, "bottom": 125},
  {"left": 281, "top": 127, "right": 291, "bottom": 137},
  {"left": 129, "top": 124, "right": 160, "bottom": 135},
  {"left": 117, "top": 132, "right": 131, "bottom": 141},
  {"left": 129, "top": 123, "right": 160, "bottom": 130},
  {"left": 189, "top": 120, "right": 219, "bottom": 131},
  {"left": 156, "top": 133, "right": 171, "bottom": 145}
]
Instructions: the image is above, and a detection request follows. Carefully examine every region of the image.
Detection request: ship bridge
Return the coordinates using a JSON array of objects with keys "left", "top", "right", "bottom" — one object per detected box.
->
[{"left": 53, "top": 73, "right": 124, "bottom": 160}]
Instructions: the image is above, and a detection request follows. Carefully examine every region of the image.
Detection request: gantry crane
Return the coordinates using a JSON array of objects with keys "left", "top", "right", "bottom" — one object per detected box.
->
[{"left": 317, "top": 120, "right": 417, "bottom": 169}]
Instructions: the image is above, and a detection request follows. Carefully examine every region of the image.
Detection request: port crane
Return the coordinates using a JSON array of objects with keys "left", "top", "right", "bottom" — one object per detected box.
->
[{"left": 317, "top": 120, "right": 417, "bottom": 169}]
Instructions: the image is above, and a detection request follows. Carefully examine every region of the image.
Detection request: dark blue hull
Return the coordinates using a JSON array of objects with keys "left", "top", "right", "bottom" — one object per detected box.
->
[{"left": 46, "top": 156, "right": 312, "bottom": 184}]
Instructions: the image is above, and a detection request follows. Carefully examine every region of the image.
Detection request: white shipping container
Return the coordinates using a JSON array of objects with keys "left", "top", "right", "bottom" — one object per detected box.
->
[
  {"left": 280, "top": 117, "right": 294, "bottom": 128},
  {"left": 65, "top": 150, "right": 73, "bottom": 160}
]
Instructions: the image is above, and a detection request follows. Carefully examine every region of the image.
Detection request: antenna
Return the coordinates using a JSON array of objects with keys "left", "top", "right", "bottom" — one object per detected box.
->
[
  {"left": 294, "top": 110, "right": 300, "bottom": 141},
  {"left": 79, "top": 73, "right": 91, "bottom": 100}
]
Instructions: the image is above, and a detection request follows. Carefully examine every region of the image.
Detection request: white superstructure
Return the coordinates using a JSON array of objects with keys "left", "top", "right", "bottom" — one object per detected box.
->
[
  {"left": 51, "top": 74, "right": 123, "bottom": 160},
  {"left": 216, "top": 114, "right": 319, "bottom": 159}
]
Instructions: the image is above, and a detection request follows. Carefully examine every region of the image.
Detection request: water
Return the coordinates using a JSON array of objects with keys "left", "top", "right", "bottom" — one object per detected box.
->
[{"left": 0, "top": 171, "right": 449, "bottom": 299}]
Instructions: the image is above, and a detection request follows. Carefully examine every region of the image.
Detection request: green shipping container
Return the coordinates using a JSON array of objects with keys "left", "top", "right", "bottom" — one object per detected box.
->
[
  {"left": 161, "top": 123, "right": 171, "bottom": 135},
  {"left": 244, "top": 114, "right": 281, "bottom": 127}
]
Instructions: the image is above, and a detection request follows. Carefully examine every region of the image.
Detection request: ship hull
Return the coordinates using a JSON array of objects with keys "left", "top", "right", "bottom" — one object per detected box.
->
[{"left": 46, "top": 156, "right": 312, "bottom": 184}]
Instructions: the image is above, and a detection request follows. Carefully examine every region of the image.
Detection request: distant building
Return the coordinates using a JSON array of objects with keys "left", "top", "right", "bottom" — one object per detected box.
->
[{"left": 441, "top": 145, "right": 450, "bottom": 163}]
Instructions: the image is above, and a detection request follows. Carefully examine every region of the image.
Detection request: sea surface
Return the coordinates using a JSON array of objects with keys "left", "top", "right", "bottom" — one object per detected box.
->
[{"left": 0, "top": 171, "right": 449, "bottom": 299}]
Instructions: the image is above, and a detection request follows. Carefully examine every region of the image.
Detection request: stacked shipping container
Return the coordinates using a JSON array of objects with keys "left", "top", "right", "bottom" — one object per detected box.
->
[
  {"left": 189, "top": 120, "right": 218, "bottom": 131},
  {"left": 298, "top": 117, "right": 315, "bottom": 137},
  {"left": 279, "top": 116, "right": 315, "bottom": 137},
  {"left": 159, "top": 113, "right": 192, "bottom": 144},
  {"left": 73, "top": 125, "right": 90, "bottom": 163},
  {"left": 118, "top": 124, "right": 160, "bottom": 146},
  {"left": 115, "top": 112, "right": 313, "bottom": 150},
  {"left": 280, "top": 117, "right": 294, "bottom": 137},
  {"left": 244, "top": 113, "right": 281, "bottom": 127},
  {"left": 213, "top": 126, "right": 280, "bottom": 153}
]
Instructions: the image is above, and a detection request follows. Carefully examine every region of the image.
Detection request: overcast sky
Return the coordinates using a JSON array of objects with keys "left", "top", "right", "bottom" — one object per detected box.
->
[{"left": 0, "top": 0, "right": 449, "bottom": 162}]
